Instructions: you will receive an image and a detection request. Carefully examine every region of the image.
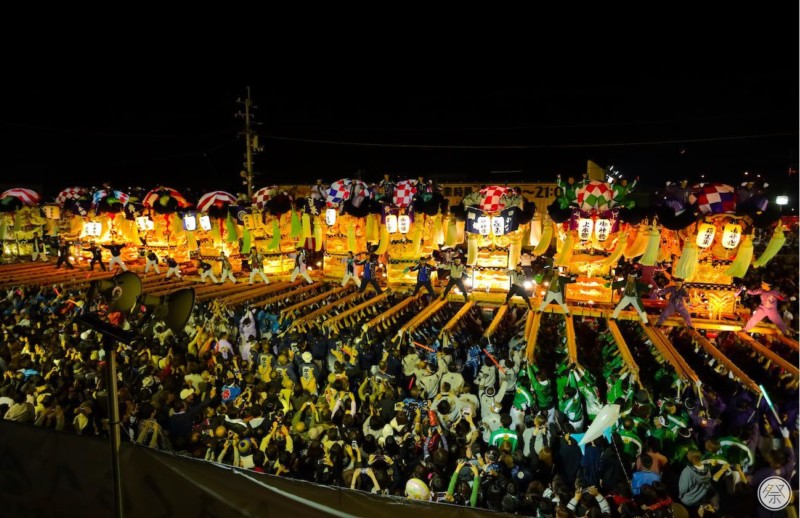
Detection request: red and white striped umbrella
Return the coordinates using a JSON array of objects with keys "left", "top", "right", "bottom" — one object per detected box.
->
[
  {"left": 252, "top": 185, "right": 279, "bottom": 208},
  {"left": 55, "top": 186, "right": 89, "bottom": 206},
  {"left": 196, "top": 190, "right": 236, "bottom": 213},
  {"left": 1, "top": 188, "right": 40, "bottom": 206},
  {"left": 142, "top": 186, "right": 191, "bottom": 209}
]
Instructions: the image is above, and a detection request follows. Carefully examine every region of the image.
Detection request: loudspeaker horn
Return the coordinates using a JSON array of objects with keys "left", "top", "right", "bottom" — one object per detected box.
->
[
  {"left": 86, "top": 271, "right": 142, "bottom": 313},
  {"left": 138, "top": 288, "right": 196, "bottom": 333}
]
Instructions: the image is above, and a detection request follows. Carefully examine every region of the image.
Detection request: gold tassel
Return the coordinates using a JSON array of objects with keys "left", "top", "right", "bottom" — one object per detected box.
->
[
  {"left": 411, "top": 222, "right": 423, "bottom": 256},
  {"left": 533, "top": 219, "right": 553, "bottom": 256},
  {"left": 365, "top": 214, "right": 377, "bottom": 242},
  {"left": 187, "top": 230, "right": 197, "bottom": 251},
  {"left": 639, "top": 226, "right": 661, "bottom": 266},
  {"left": 724, "top": 234, "right": 753, "bottom": 278},
  {"left": 674, "top": 240, "right": 699, "bottom": 281},
  {"left": 13, "top": 211, "right": 21, "bottom": 233},
  {"left": 508, "top": 233, "right": 522, "bottom": 267},
  {"left": 375, "top": 226, "right": 389, "bottom": 255},
  {"left": 347, "top": 224, "right": 357, "bottom": 252},
  {"left": 753, "top": 224, "right": 786, "bottom": 268},
  {"left": 467, "top": 235, "right": 478, "bottom": 265},
  {"left": 554, "top": 231, "right": 575, "bottom": 267},
  {"left": 314, "top": 216, "right": 323, "bottom": 251},
  {"left": 445, "top": 218, "right": 458, "bottom": 246},
  {"left": 301, "top": 213, "right": 312, "bottom": 242},
  {"left": 172, "top": 213, "right": 184, "bottom": 237},
  {"left": 602, "top": 232, "right": 629, "bottom": 267},
  {"left": 0, "top": 219, "right": 6, "bottom": 240},
  {"left": 211, "top": 220, "right": 222, "bottom": 246},
  {"left": 433, "top": 214, "right": 444, "bottom": 245}
]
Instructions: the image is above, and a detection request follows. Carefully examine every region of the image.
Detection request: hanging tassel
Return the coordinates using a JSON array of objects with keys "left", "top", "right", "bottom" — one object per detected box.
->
[
  {"left": 533, "top": 220, "right": 553, "bottom": 256},
  {"left": 375, "top": 226, "right": 389, "bottom": 255},
  {"left": 13, "top": 211, "right": 21, "bottom": 233},
  {"left": 674, "top": 241, "right": 699, "bottom": 281},
  {"left": 365, "top": 214, "right": 377, "bottom": 242},
  {"left": 171, "top": 213, "right": 184, "bottom": 237},
  {"left": 301, "top": 213, "right": 312, "bottom": 242},
  {"left": 724, "top": 234, "right": 753, "bottom": 278},
  {"left": 639, "top": 226, "right": 661, "bottom": 266},
  {"left": 45, "top": 219, "right": 57, "bottom": 237},
  {"left": 753, "top": 224, "right": 786, "bottom": 268},
  {"left": 433, "top": 214, "right": 444, "bottom": 245},
  {"left": 290, "top": 210, "right": 302, "bottom": 239},
  {"left": 242, "top": 228, "right": 252, "bottom": 253},
  {"left": 445, "top": 218, "right": 458, "bottom": 246},
  {"left": 314, "top": 216, "right": 323, "bottom": 251},
  {"left": 508, "top": 233, "right": 522, "bottom": 267},
  {"left": 554, "top": 231, "right": 575, "bottom": 267},
  {"left": 623, "top": 225, "right": 648, "bottom": 259},
  {"left": 467, "top": 235, "right": 478, "bottom": 265},
  {"left": 211, "top": 219, "right": 222, "bottom": 246},
  {"left": 410, "top": 222, "right": 423, "bottom": 256},
  {"left": 225, "top": 212, "right": 238, "bottom": 243},
  {"left": 602, "top": 232, "right": 629, "bottom": 267},
  {"left": 267, "top": 219, "right": 281, "bottom": 250},
  {"left": 0, "top": 219, "right": 7, "bottom": 240},
  {"left": 187, "top": 230, "right": 197, "bottom": 251},
  {"left": 347, "top": 224, "right": 357, "bottom": 252}
]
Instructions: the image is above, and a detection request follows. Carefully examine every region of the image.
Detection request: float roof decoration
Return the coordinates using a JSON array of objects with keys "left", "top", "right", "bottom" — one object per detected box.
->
[
  {"left": 326, "top": 179, "right": 352, "bottom": 206},
  {"left": 1, "top": 188, "right": 40, "bottom": 206},
  {"left": 576, "top": 181, "right": 614, "bottom": 211},
  {"left": 142, "top": 186, "right": 191, "bottom": 209},
  {"left": 479, "top": 186, "right": 514, "bottom": 213},
  {"left": 689, "top": 183, "right": 737, "bottom": 214},
  {"left": 392, "top": 179, "right": 417, "bottom": 208},
  {"left": 54, "top": 186, "right": 88, "bottom": 206},
  {"left": 197, "top": 191, "right": 236, "bottom": 213},
  {"left": 252, "top": 185, "right": 278, "bottom": 209}
]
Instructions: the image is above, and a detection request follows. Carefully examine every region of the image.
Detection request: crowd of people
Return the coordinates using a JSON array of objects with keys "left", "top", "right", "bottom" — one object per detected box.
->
[{"left": 0, "top": 241, "right": 797, "bottom": 517}]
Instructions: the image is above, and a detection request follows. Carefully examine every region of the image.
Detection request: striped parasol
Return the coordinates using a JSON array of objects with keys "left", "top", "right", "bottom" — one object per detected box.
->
[
  {"left": 1, "top": 188, "right": 40, "bottom": 206},
  {"left": 55, "top": 186, "right": 89, "bottom": 206},
  {"left": 142, "top": 186, "right": 191, "bottom": 209},
  {"left": 197, "top": 190, "right": 237, "bottom": 213},
  {"left": 252, "top": 185, "right": 279, "bottom": 208}
]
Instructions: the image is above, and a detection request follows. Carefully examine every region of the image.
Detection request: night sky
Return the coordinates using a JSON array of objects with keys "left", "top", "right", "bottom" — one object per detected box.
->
[{"left": 1, "top": 19, "right": 797, "bottom": 205}]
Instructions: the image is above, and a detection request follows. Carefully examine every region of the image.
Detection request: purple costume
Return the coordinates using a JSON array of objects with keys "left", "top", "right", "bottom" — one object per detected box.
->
[
  {"left": 743, "top": 289, "right": 787, "bottom": 334},
  {"left": 656, "top": 285, "right": 693, "bottom": 327}
]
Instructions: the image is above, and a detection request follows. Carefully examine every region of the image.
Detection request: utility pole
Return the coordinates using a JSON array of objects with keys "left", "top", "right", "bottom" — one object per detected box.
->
[{"left": 236, "top": 87, "right": 262, "bottom": 199}]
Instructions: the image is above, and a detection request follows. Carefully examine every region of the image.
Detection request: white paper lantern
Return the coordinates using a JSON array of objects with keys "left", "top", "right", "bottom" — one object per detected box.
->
[
  {"left": 183, "top": 214, "right": 197, "bottom": 232},
  {"left": 325, "top": 208, "right": 337, "bottom": 226},
  {"left": 722, "top": 223, "right": 742, "bottom": 249},
  {"left": 398, "top": 215, "right": 411, "bottom": 234},
  {"left": 477, "top": 216, "right": 490, "bottom": 236},
  {"left": 577, "top": 218, "right": 594, "bottom": 241},
  {"left": 696, "top": 223, "right": 715, "bottom": 248},
  {"left": 385, "top": 214, "right": 398, "bottom": 233},
  {"left": 83, "top": 222, "right": 102, "bottom": 237},
  {"left": 594, "top": 219, "right": 611, "bottom": 241},
  {"left": 491, "top": 216, "right": 505, "bottom": 236},
  {"left": 199, "top": 215, "right": 212, "bottom": 231}
]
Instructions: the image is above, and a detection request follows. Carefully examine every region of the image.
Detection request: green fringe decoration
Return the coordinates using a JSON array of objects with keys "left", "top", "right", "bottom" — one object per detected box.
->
[
  {"left": 267, "top": 219, "right": 281, "bottom": 250},
  {"left": 242, "top": 228, "right": 252, "bottom": 253},
  {"left": 13, "top": 212, "right": 21, "bottom": 233},
  {"left": 675, "top": 241, "right": 698, "bottom": 281},
  {"left": 445, "top": 218, "right": 458, "bottom": 246},
  {"left": 602, "top": 232, "right": 629, "bottom": 267},
  {"left": 554, "top": 232, "right": 575, "bottom": 267},
  {"left": 301, "top": 213, "right": 312, "bottom": 242},
  {"left": 724, "top": 234, "right": 753, "bottom": 278},
  {"left": 290, "top": 211, "right": 302, "bottom": 238},
  {"left": 314, "top": 217, "right": 323, "bottom": 251},
  {"left": 639, "top": 226, "right": 661, "bottom": 266},
  {"left": 225, "top": 212, "right": 238, "bottom": 243},
  {"left": 534, "top": 220, "right": 553, "bottom": 256},
  {"left": 0, "top": 219, "right": 6, "bottom": 240},
  {"left": 753, "top": 225, "right": 786, "bottom": 268}
]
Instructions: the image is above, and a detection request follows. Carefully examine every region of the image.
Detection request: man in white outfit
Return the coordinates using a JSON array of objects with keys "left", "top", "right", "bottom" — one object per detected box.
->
[
  {"left": 165, "top": 256, "right": 182, "bottom": 279},
  {"left": 144, "top": 250, "right": 161, "bottom": 274},
  {"left": 197, "top": 258, "right": 218, "bottom": 283},
  {"left": 248, "top": 248, "right": 269, "bottom": 285},
  {"left": 609, "top": 273, "right": 651, "bottom": 323},
  {"left": 31, "top": 233, "right": 48, "bottom": 262},
  {"left": 104, "top": 243, "right": 127, "bottom": 271},
  {"left": 290, "top": 247, "right": 313, "bottom": 284},
  {"left": 341, "top": 251, "right": 360, "bottom": 288},
  {"left": 218, "top": 252, "right": 237, "bottom": 284}
]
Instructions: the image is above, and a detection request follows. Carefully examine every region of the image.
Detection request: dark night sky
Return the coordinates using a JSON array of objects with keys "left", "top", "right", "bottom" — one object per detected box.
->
[{"left": 1, "top": 16, "right": 797, "bottom": 205}]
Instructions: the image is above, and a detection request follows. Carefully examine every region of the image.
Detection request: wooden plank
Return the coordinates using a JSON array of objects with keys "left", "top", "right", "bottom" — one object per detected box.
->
[
  {"left": 737, "top": 332, "right": 799, "bottom": 377},
  {"left": 687, "top": 329, "right": 759, "bottom": 393}
]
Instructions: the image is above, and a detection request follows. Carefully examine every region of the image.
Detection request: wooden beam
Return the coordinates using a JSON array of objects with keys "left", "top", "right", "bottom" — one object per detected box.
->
[
  {"left": 565, "top": 314, "right": 578, "bottom": 365},
  {"left": 255, "top": 282, "right": 324, "bottom": 308},
  {"left": 361, "top": 293, "right": 423, "bottom": 333},
  {"left": 736, "top": 332, "right": 799, "bottom": 377},
  {"left": 484, "top": 304, "right": 508, "bottom": 338},
  {"left": 280, "top": 286, "right": 350, "bottom": 322},
  {"left": 526, "top": 311, "right": 543, "bottom": 361},
  {"left": 775, "top": 334, "right": 800, "bottom": 351},
  {"left": 324, "top": 292, "right": 390, "bottom": 332},
  {"left": 639, "top": 323, "right": 697, "bottom": 384},
  {"left": 440, "top": 300, "right": 476, "bottom": 337},
  {"left": 606, "top": 320, "right": 641, "bottom": 384},
  {"left": 687, "top": 329, "right": 759, "bottom": 393},
  {"left": 292, "top": 291, "right": 365, "bottom": 330}
]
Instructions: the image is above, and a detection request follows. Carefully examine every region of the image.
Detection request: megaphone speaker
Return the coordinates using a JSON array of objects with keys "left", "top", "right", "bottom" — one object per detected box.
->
[
  {"left": 139, "top": 288, "right": 196, "bottom": 334},
  {"left": 87, "top": 271, "right": 142, "bottom": 313}
]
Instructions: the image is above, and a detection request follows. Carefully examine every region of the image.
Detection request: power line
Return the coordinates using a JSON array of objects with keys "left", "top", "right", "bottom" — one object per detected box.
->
[
  {"left": 0, "top": 119, "right": 239, "bottom": 139},
  {"left": 257, "top": 132, "right": 796, "bottom": 150}
]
